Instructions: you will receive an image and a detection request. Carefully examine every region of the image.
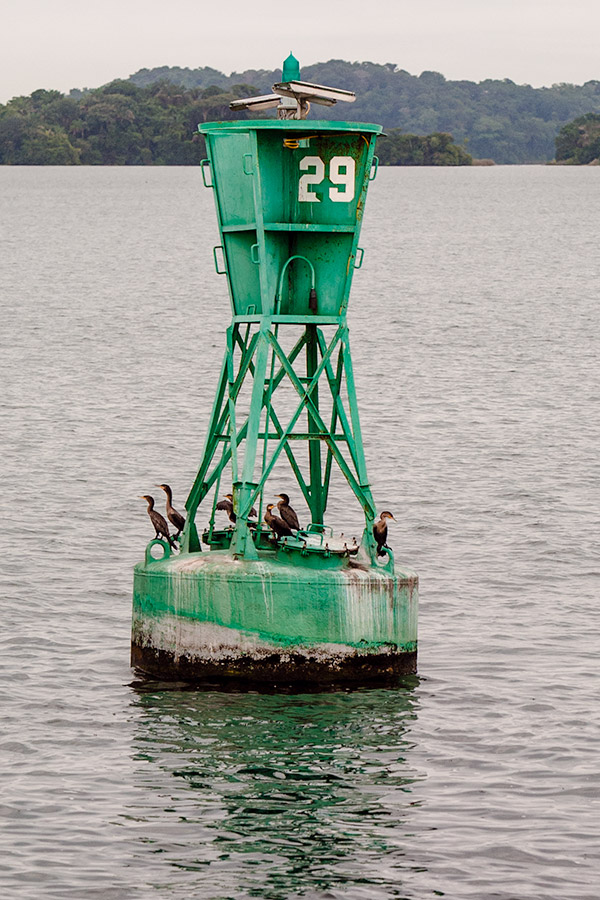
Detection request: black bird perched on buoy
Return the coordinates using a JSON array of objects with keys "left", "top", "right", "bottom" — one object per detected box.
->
[
  {"left": 373, "top": 510, "right": 395, "bottom": 556},
  {"left": 140, "top": 495, "right": 176, "bottom": 547},
  {"left": 216, "top": 493, "right": 235, "bottom": 523},
  {"left": 216, "top": 493, "right": 257, "bottom": 524},
  {"left": 276, "top": 493, "right": 300, "bottom": 531},
  {"left": 264, "top": 503, "right": 294, "bottom": 539},
  {"left": 156, "top": 483, "right": 185, "bottom": 539}
]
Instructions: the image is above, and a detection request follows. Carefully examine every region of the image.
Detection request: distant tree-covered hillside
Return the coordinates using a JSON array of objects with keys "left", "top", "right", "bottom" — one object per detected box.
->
[
  {"left": 129, "top": 60, "right": 600, "bottom": 163},
  {"left": 0, "top": 80, "right": 470, "bottom": 167},
  {"left": 0, "top": 81, "right": 257, "bottom": 165},
  {"left": 3, "top": 61, "right": 600, "bottom": 165},
  {"left": 555, "top": 113, "right": 600, "bottom": 164}
]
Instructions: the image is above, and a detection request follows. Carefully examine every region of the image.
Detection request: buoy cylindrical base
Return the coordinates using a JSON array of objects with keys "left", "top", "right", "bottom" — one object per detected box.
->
[{"left": 132, "top": 550, "right": 418, "bottom": 686}]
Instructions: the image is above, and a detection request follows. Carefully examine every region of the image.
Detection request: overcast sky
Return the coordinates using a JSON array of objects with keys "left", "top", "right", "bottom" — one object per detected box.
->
[{"left": 1, "top": 0, "right": 598, "bottom": 103}]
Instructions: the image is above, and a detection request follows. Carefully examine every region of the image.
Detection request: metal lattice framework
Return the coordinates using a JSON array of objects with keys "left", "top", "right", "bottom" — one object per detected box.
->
[
  {"left": 178, "top": 118, "right": 383, "bottom": 561},
  {"left": 181, "top": 319, "right": 377, "bottom": 559}
]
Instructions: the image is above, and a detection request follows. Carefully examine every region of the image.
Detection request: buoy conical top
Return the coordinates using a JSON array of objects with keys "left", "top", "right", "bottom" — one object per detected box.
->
[{"left": 282, "top": 52, "right": 301, "bottom": 82}]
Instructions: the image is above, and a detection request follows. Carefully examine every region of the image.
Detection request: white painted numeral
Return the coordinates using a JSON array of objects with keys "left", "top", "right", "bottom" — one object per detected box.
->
[
  {"left": 298, "top": 155, "right": 356, "bottom": 203},
  {"left": 298, "top": 156, "right": 325, "bottom": 202},
  {"left": 329, "top": 156, "right": 355, "bottom": 202}
]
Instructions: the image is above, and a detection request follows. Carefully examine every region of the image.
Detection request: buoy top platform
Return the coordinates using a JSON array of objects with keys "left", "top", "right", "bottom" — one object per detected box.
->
[
  {"left": 131, "top": 55, "right": 418, "bottom": 685},
  {"left": 196, "top": 120, "right": 382, "bottom": 320}
]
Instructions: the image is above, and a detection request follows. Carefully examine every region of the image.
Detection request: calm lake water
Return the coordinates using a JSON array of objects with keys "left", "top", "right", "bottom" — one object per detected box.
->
[{"left": 1, "top": 164, "right": 599, "bottom": 899}]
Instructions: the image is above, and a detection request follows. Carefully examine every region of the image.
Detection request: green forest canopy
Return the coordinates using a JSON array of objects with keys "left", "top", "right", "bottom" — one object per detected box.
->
[
  {"left": 555, "top": 113, "right": 600, "bottom": 164},
  {"left": 1, "top": 60, "right": 600, "bottom": 165},
  {"left": 0, "top": 82, "right": 258, "bottom": 165},
  {"left": 0, "top": 81, "right": 471, "bottom": 166},
  {"left": 127, "top": 60, "right": 600, "bottom": 163}
]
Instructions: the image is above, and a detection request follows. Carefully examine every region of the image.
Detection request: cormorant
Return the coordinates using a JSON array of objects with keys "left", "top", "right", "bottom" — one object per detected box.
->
[
  {"left": 156, "top": 483, "right": 185, "bottom": 539},
  {"left": 276, "top": 493, "right": 300, "bottom": 531},
  {"left": 216, "top": 493, "right": 257, "bottom": 524},
  {"left": 140, "top": 495, "right": 175, "bottom": 547},
  {"left": 373, "top": 510, "right": 395, "bottom": 557},
  {"left": 264, "top": 503, "right": 294, "bottom": 539},
  {"left": 216, "top": 493, "right": 235, "bottom": 523}
]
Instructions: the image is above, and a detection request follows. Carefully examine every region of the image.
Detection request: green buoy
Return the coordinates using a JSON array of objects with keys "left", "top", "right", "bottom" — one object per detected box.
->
[{"left": 131, "top": 57, "right": 418, "bottom": 685}]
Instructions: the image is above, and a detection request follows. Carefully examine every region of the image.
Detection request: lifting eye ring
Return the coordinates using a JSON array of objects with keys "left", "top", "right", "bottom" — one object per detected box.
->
[
  {"left": 145, "top": 539, "right": 171, "bottom": 565},
  {"left": 374, "top": 546, "right": 395, "bottom": 573}
]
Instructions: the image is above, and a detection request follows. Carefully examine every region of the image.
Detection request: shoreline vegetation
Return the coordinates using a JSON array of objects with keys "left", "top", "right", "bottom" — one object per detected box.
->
[
  {"left": 553, "top": 113, "right": 600, "bottom": 165},
  {"left": 1, "top": 61, "right": 599, "bottom": 166}
]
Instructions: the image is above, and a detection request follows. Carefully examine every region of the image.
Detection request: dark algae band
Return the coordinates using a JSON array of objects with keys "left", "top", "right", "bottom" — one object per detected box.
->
[{"left": 131, "top": 643, "right": 418, "bottom": 686}]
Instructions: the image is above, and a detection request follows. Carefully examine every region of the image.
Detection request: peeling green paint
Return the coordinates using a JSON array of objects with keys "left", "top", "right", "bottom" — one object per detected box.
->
[
  {"left": 134, "top": 550, "right": 417, "bottom": 648},
  {"left": 132, "top": 550, "right": 417, "bottom": 682}
]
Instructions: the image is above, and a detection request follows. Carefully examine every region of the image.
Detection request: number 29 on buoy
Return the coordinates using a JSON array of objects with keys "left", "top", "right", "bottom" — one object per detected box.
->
[{"left": 298, "top": 155, "right": 356, "bottom": 203}]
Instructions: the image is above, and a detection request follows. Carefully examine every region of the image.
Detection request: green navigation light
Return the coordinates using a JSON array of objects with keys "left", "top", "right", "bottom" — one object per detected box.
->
[{"left": 282, "top": 51, "right": 301, "bottom": 83}]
